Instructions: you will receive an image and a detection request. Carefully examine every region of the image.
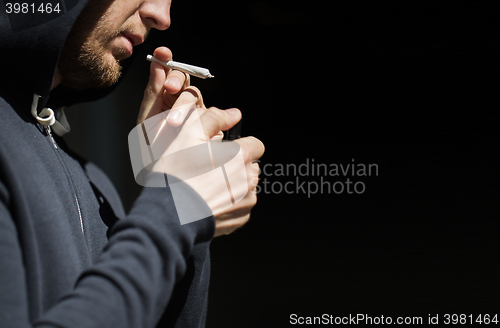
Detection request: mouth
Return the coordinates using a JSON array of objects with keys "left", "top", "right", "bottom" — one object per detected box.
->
[
  {"left": 122, "top": 32, "right": 144, "bottom": 47},
  {"left": 119, "top": 32, "right": 145, "bottom": 57}
]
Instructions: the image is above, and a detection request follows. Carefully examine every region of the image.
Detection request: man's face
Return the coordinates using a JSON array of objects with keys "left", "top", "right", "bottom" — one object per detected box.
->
[{"left": 58, "top": 0, "right": 171, "bottom": 90}]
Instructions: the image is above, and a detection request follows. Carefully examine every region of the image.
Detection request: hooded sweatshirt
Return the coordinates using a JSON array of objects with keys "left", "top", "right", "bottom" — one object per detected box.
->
[{"left": 0, "top": 1, "right": 215, "bottom": 327}]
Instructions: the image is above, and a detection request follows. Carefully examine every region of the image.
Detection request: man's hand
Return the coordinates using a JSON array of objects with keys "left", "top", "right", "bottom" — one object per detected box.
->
[
  {"left": 138, "top": 47, "right": 265, "bottom": 237},
  {"left": 138, "top": 46, "right": 192, "bottom": 125},
  {"left": 212, "top": 136, "right": 264, "bottom": 237}
]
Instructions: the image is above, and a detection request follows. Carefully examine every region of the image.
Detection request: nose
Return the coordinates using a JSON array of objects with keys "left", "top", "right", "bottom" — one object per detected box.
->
[{"left": 140, "top": 0, "right": 171, "bottom": 31}]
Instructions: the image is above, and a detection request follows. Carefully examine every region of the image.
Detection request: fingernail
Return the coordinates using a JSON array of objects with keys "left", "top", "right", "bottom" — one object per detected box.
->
[
  {"left": 165, "top": 77, "right": 181, "bottom": 89},
  {"left": 168, "top": 110, "right": 181, "bottom": 121}
]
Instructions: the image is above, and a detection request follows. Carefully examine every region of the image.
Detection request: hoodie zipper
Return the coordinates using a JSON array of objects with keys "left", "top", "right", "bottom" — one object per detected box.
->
[
  {"left": 75, "top": 195, "right": 84, "bottom": 234},
  {"left": 45, "top": 125, "right": 58, "bottom": 149},
  {"left": 45, "top": 125, "right": 85, "bottom": 235},
  {"left": 33, "top": 94, "right": 84, "bottom": 236}
]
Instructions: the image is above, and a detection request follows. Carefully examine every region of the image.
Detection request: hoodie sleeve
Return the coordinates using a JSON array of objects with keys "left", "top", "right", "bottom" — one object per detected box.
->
[
  {"left": 0, "top": 177, "right": 215, "bottom": 328},
  {"left": 0, "top": 182, "right": 32, "bottom": 327}
]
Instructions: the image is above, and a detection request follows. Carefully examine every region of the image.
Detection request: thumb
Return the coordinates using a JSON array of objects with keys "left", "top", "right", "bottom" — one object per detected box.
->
[
  {"left": 137, "top": 62, "right": 166, "bottom": 124},
  {"left": 199, "top": 107, "right": 242, "bottom": 140}
]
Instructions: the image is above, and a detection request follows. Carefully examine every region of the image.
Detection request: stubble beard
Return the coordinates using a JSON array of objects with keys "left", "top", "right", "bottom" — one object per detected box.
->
[{"left": 58, "top": 8, "right": 124, "bottom": 90}]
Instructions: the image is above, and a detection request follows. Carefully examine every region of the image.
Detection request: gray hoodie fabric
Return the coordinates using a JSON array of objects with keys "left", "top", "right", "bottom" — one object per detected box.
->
[{"left": 0, "top": 1, "right": 215, "bottom": 327}]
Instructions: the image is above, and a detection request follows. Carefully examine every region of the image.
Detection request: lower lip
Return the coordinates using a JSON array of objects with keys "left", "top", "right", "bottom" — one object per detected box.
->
[{"left": 121, "top": 34, "right": 133, "bottom": 56}]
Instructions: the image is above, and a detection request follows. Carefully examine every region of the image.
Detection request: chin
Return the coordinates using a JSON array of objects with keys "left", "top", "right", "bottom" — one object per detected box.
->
[
  {"left": 96, "top": 54, "right": 123, "bottom": 86},
  {"left": 59, "top": 41, "right": 125, "bottom": 90}
]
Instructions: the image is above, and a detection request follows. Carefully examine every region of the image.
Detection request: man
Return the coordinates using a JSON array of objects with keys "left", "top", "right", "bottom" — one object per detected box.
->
[{"left": 0, "top": 0, "right": 264, "bottom": 327}]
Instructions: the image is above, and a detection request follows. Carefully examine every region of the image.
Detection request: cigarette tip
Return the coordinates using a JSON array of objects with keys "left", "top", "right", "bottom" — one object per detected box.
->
[{"left": 146, "top": 55, "right": 154, "bottom": 61}]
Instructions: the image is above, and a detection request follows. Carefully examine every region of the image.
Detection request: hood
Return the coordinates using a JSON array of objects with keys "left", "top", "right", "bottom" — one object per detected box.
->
[{"left": 0, "top": 0, "right": 141, "bottom": 113}]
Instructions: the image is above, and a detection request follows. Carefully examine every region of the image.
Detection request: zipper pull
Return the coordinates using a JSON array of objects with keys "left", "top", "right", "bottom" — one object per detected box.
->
[{"left": 45, "top": 125, "right": 58, "bottom": 149}]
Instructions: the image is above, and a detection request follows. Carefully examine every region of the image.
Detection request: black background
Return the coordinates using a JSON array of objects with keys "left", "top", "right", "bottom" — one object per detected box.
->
[{"left": 65, "top": 2, "right": 500, "bottom": 327}]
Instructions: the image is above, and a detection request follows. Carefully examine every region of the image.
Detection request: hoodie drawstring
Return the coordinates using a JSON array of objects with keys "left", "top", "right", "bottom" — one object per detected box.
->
[{"left": 31, "top": 94, "right": 71, "bottom": 137}]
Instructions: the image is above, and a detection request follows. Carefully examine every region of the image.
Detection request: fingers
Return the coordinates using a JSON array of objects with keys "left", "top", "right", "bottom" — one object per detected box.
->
[
  {"left": 249, "top": 161, "right": 261, "bottom": 190},
  {"left": 199, "top": 107, "right": 242, "bottom": 140},
  {"left": 214, "top": 191, "right": 257, "bottom": 237},
  {"left": 235, "top": 136, "right": 265, "bottom": 162},
  {"left": 165, "top": 70, "right": 190, "bottom": 94},
  {"left": 166, "top": 86, "right": 204, "bottom": 127},
  {"left": 152, "top": 46, "right": 173, "bottom": 62},
  {"left": 237, "top": 137, "right": 264, "bottom": 191},
  {"left": 138, "top": 60, "right": 167, "bottom": 124},
  {"left": 153, "top": 47, "right": 189, "bottom": 95},
  {"left": 137, "top": 47, "right": 172, "bottom": 124}
]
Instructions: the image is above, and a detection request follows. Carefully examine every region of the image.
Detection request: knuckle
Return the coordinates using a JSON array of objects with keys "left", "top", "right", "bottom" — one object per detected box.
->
[
  {"left": 238, "top": 137, "right": 265, "bottom": 161},
  {"left": 206, "top": 106, "right": 221, "bottom": 117},
  {"left": 249, "top": 136, "right": 265, "bottom": 155}
]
